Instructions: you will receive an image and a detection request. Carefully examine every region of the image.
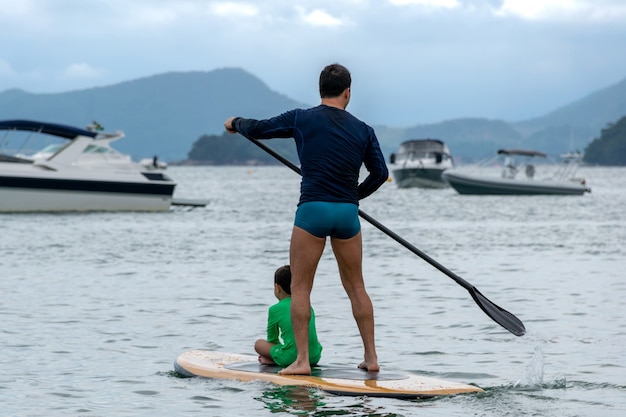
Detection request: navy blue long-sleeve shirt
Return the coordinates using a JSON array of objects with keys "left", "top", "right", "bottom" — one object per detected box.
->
[{"left": 232, "top": 105, "right": 388, "bottom": 205}]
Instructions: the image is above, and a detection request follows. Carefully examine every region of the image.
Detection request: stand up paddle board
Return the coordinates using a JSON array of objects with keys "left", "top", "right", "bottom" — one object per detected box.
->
[{"left": 174, "top": 350, "right": 483, "bottom": 399}]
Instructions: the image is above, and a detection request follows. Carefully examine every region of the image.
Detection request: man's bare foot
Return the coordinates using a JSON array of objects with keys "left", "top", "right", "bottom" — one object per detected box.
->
[
  {"left": 358, "top": 361, "right": 380, "bottom": 372},
  {"left": 278, "top": 361, "right": 311, "bottom": 375}
]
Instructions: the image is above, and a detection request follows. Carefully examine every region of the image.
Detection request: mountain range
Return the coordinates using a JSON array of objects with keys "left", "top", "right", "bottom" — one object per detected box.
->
[{"left": 1, "top": 68, "right": 625, "bottom": 162}]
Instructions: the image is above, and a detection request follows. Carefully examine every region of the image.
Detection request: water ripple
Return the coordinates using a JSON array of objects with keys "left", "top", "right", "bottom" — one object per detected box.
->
[{"left": 1, "top": 166, "right": 625, "bottom": 416}]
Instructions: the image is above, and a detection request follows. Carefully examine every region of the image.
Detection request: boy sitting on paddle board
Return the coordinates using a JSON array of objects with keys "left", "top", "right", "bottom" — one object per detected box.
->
[{"left": 255, "top": 265, "right": 323, "bottom": 367}]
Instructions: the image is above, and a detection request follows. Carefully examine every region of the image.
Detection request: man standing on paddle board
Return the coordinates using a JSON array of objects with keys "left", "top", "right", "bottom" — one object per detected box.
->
[{"left": 224, "top": 63, "right": 388, "bottom": 375}]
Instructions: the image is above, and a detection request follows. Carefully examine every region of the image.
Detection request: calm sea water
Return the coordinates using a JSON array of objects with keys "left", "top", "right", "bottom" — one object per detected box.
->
[{"left": 1, "top": 165, "right": 625, "bottom": 417}]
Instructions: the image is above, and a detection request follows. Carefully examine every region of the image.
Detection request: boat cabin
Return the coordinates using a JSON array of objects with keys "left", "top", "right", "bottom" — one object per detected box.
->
[{"left": 390, "top": 139, "right": 451, "bottom": 164}]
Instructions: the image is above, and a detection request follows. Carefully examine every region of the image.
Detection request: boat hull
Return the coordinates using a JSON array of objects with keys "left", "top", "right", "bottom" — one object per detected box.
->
[
  {"left": 391, "top": 167, "right": 449, "bottom": 189},
  {"left": 442, "top": 171, "right": 589, "bottom": 195},
  {"left": 0, "top": 174, "right": 175, "bottom": 212},
  {"left": 0, "top": 187, "right": 172, "bottom": 212}
]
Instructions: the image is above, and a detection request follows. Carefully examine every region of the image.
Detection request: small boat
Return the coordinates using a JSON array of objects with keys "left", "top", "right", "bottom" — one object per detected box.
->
[
  {"left": 389, "top": 139, "right": 454, "bottom": 188},
  {"left": 442, "top": 149, "right": 591, "bottom": 196},
  {"left": 0, "top": 119, "right": 178, "bottom": 212}
]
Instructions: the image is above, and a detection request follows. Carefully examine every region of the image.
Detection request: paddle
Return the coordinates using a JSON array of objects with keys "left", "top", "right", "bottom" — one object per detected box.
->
[{"left": 244, "top": 136, "right": 526, "bottom": 337}]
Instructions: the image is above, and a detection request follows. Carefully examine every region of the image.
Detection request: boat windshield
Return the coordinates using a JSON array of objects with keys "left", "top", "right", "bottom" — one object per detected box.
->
[
  {"left": 84, "top": 144, "right": 116, "bottom": 154},
  {"left": 39, "top": 144, "right": 65, "bottom": 153},
  {"left": 22, "top": 143, "right": 117, "bottom": 160},
  {"left": 397, "top": 140, "right": 448, "bottom": 160}
]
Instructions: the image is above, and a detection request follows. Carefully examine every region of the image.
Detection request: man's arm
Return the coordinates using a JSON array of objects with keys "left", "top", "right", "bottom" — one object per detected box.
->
[
  {"left": 223, "top": 111, "right": 298, "bottom": 140},
  {"left": 358, "top": 130, "right": 389, "bottom": 200}
]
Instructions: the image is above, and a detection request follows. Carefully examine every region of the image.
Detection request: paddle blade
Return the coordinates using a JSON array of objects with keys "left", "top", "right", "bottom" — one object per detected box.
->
[{"left": 469, "top": 287, "right": 526, "bottom": 336}]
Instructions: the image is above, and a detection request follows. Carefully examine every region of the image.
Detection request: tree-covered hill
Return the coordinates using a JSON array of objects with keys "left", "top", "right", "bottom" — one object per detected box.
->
[
  {"left": 511, "top": 77, "right": 626, "bottom": 157},
  {"left": 400, "top": 118, "right": 523, "bottom": 161},
  {"left": 0, "top": 68, "right": 307, "bottom": 161},
  {"left": 187, "top": 132, "right": 298, "bottom": 165},
  {"left": 2, "top": 69, "right": 626, "bottom": 163},
  {"left": 584, "top": 116, "right": 626, "bottom": 166}
]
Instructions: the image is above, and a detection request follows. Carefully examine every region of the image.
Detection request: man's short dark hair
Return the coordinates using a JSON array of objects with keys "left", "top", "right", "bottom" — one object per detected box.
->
[
  {"left": 319, "top": 63, "right": 351, "bottom": 98},
  {"left": 274, "top": 265, "right": 291, "bottom": 294}
]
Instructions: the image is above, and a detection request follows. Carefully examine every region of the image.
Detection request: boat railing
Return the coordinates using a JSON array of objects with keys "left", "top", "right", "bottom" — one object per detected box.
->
[
  {"left": 457, "top": 151, "right": 572, "bottom": 181},
  {"left": 1, "top": 127, "right": 41, "bottom": 157},
  {"left": 546, "top": 152, "right": 584, "bottom": 182}
]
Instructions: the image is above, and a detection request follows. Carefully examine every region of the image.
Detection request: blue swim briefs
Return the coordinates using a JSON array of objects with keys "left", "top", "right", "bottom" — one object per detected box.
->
[{"left": 294, "top": 201, "right": 361, "bottom": 239}]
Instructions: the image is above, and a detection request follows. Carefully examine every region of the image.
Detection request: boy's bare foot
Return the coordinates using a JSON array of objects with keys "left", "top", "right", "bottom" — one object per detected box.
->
[
  {"left": 258, "top": 355, "right": 275, "bottom": 365},
  {"left": 278, "top": 361, "right": 311, "bottom": 375},
  {"left": 358, "top": 360, "right": 380, "bottom": 372}
]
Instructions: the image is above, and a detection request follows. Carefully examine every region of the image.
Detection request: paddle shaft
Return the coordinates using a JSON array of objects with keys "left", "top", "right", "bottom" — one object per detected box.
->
[
  {"left": 246, "top": 137, "right": 474, "bottom": 289},
  {"left": 244, "top": 136, "right": 525, "bottom": 336}
]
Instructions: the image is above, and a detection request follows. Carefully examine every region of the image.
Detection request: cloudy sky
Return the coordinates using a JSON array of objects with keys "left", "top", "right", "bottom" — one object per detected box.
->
[{"left": 1, "top": 0, "right": 626, "bottom": 126}]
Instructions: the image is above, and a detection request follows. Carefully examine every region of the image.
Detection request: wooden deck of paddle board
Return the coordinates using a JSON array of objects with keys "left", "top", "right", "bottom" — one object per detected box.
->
[{"left": 174, "top": 350, "right": 483, "bottom": 398}]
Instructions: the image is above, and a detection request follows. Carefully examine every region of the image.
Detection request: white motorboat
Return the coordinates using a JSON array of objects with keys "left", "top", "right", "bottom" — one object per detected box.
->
[
  {"left": 442, "top": 149, "right": 591, "bottom": 196},
  {"left": 0, "top": 119, "right": 177, "bottom": 212},
  {"left": 389, "top": 139, "right": 454, "bottom": 188}
]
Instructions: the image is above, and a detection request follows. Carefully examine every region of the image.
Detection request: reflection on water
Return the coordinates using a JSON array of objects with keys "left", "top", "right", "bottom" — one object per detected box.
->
[
  {"left": 257, "top": 386, "right": 325, "bottom": 414},
  {"left": 256, "top": 385, "right": 411, "bottom": 416}
]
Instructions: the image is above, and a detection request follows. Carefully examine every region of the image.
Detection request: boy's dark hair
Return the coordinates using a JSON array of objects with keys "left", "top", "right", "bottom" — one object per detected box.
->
[
  {"left": 319, "top": 63, "right": 351, "bottom": 98},
  {"left": 274, "top": 265, "right": 291, "bottom": 295}
]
